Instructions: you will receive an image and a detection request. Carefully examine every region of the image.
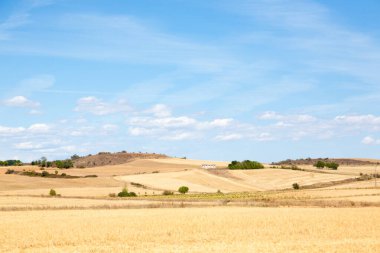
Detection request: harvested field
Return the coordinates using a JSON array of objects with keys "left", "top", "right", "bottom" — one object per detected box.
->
[
  {"left": 118, "top": 169, "right": 257, "bottom": 193},
  {"left": 298, "top": 165, "right": 379, "bottom": 176},
  {"left": 120, "top": 167, "right": 354, "bottom": 192},
  {"left": 0, "top": 207, "right": 379, "bottom": 253}
]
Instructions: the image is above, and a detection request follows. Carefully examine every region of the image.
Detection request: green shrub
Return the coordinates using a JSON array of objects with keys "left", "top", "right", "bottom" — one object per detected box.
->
[
  {"left": 49, "top": 189, "right": 56, "bottom": 196},
  {"left": 117, "top": 187, "right": 137, "bottom": 197},
  {"left": 128, "top": 192, "right": 137, "bottom": 197},
  {"left": 292, "top": 183, "right": 300, "bottom": 190},
  {"left": 228, "top": 160, "right": 264, "bottom": 170},
  {"left": 41, "top": 171, "right": 49, "bottom": 177},
  {"left": 325, "top": 162, "right": 339, "bottom": 170},
  {"left": 162, "top": 190, "right": 174, "bottom": 195},
  {"left": 314, "top": 160, "right": 325, "bottom": 168},
  {"left": 178, "top": 186, "right": 189, "bottom": 194},
  {"left": 314, "top": 160, "right": 339, "bottom": 170}
]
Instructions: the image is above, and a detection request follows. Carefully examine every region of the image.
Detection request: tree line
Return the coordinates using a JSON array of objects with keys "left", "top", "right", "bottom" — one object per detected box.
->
[
  {"left": 31, "top": 156, "right": 74, "bottom": 169},
  {"left": 0, "top": 160, "right": 23, "bottom": 166}
]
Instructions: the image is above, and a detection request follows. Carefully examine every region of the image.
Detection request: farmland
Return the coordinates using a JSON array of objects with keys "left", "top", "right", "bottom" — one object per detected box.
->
[
  {"left": 1, "top": 157, "right": 379, "bottom": 252},
  {"left": 1, "top": 207, "right": 379, "bottom": 253}
]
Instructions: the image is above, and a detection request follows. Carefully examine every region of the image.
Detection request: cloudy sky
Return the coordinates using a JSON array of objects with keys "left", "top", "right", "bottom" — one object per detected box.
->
[{"left": 1, "top": 0, "right": 380, "bottom": 162}]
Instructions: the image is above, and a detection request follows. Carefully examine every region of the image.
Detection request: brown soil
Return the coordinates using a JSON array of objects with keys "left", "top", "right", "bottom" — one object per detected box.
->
[{"left": 73, "top": 151, "right": 168, "bottom": 168}]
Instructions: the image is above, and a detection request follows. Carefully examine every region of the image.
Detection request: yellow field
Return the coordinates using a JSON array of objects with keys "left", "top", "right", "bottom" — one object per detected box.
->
[
  {"left": 0, "top": 207, "right": 379, "bottom": 253},
  {"left": 1, "top": 158, "right": 379, "bottom": 198},
  {"left": 118, "top": 167, "right": 353, "bottom": 193},
  {"left": 299, "top": 164, "right": 379, "bottom": 176},
  {"left": 1, "top": 158, "right": 380, "bottom": 252}
]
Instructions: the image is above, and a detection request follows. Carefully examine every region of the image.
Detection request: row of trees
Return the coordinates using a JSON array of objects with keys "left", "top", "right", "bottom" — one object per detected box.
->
[
  {"left": 228, "top": 160, "right": 264, "bottom": 170},
  {"left": 314, "top": 160, "right": 339, "bottom": 170},
  {"left": 0, "top": 160, "right": 23, "bottom": 166},
  {"left": 31, "top": 157, "right": 73, "bottom": 169}
]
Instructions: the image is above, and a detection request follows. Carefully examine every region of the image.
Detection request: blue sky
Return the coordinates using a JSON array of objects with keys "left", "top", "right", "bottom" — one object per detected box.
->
[{"left": 1, "top": 0, "right": 380, "bottom": 162}]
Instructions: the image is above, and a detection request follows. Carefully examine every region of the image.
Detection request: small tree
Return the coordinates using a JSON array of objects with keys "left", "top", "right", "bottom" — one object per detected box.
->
[
  {"left": 292, "top": 183, "right": 300, "bottom": 190},
  {"left": 117, "top": 187, "right": 137, "bottom": 197},
  {"left": 326, "top": 162, "right": 339, "bottom": 170},
  {"left": 178, "top": 186, "right": 189, "bottom": 194},
  {"left": 314, "top": 161, "right": 325, "bottom": 168},
  {"left": 49, "top": 189, "right": 56, "bottom": 196},
  {"left": 71, "top": 154, "right": 80, "bottom": 160}
]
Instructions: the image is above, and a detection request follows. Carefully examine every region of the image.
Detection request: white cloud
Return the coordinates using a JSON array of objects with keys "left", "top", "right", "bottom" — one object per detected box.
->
[
  {"left": 200, "top": 118, "right": 234, "bottom": 129},
  {"left": 255, "top": 132, "right": 274, "bottom": 141},
  {"left": 146, "top": 104, "right": 171, "bottom": 118},
  {"left": 361, "top": 136, "right": 380, "bottom": 145},
  {"left": 259, "top": 111, "right": 316, "bottom": 123},
  {"left": 4, "top": 96, "right": 40, "bottom": 108},
  {"left": 75, "top": 96, "right": 131, "bottom": 115},
  {"left": 0, "top": 126, "right": 26, "bottom": 136},
  {"left": 28, "top": 123, "right": 51, "bottom": 133},
  {"left": 335, "top": 115, "right": 380, "bottom": 125},
  {"left": 129, "top": 116, "right": 197, "bottom": 129},
  {"left": 102, "top": 124, "right": 119, "bottom": 131},
  {"left": 160, "top": 132, "right": 197, "bottom": 141},
  {"left": 13, "top": 142, "right": 43, "bottom": 150},
  {"left": 215, "top": 133, "right": 242, "bottom": 141}
]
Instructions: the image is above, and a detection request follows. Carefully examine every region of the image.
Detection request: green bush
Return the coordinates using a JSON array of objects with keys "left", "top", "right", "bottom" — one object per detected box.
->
[
  {"left": 162, "top": 190, "right": 174, "bottom": 195},
  {"left": 49, "top": 189, "right": 56, "bottom": 196},
  {"left": 314, "top": 161, "right": 339, "bottom": 170},
  {"left": 292, "top": 183, "right": 300, "bottom": 190},
  {"left": 41, "top": 171, "right": 49, "bottom": 177},
  {"left": 178, "top": 186, "right": 189, "bottom": 194},
  {"left": 117, "top": 187, "right": 137, "bottom": 197},
  {"left": 228, "top": 160, "right": 264, "bottom": 170},
  {"left": 325, "top": 162, "right": 339, "bottom": 170},
  {"left": 314, "top": 161, "right": 325, "bottom": 168}
]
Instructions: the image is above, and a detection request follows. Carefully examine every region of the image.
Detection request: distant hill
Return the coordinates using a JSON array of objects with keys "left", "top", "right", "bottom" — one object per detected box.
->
[
  {"left": 73, "top": 151, "right": 168, "bottom": 168},
  {"left": 273, "top": 158, "right": 378, "bottom": 166}
]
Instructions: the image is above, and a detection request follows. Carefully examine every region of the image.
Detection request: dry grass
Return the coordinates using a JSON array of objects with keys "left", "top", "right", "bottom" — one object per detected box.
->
[
  {"left": 0, "top": 207, "right": 379, "bottom": 252},
  {"left": 297, "top": 164, "right": 379, "bottom": 176},
  {"left": 119, "top": 168, "right": 353, "bottom": 192}
]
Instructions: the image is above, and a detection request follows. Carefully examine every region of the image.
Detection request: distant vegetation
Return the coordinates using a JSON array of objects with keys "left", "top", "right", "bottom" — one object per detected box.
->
[
  {"left": 162, "top": 190, "right": 174, "bottom": 195},
  {"left": 178, "top": 186, "right": 189, "bottom": 194},
  {"left": 20, "top": 170, "right": 79, "bottom": 178},
  {"left": 117, "top": 187, "right": 137, "bottom": 197},
  {"left": 274, "top": 158, "right": 367, "bottom": 166},
  {"left": 31, "top": 157, "right": 74, "bottom": 169},
  {"left": 314, "top": 160, "right": 339, "bottom": 170},
  {"left": 0, "top": 160, "right": 23, "bottom": 166},
  {"left": 228, "top": 160, "right": 264, "bottom": 170},
  {"left": 49, "top": 189, "right": 57, "bottom": 196}
]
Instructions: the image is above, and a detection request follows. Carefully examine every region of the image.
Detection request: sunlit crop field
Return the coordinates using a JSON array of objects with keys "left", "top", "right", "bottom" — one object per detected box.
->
[{"left": 0, "top": 207, "right": 379, "bottom": 253}]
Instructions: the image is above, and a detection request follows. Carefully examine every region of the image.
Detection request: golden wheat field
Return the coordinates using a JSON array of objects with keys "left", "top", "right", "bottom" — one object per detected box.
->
[
  {"left": 0, "top": 207, "right": 379, "bottom": 253},
  {"left": 1, "top": 158, "right": 380, "bottom": 252}
]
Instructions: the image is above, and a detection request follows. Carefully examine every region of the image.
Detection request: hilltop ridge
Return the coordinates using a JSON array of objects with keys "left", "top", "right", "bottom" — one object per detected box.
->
[{"left": 73, "top": 151, "right": 168, "bottom": 168}]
